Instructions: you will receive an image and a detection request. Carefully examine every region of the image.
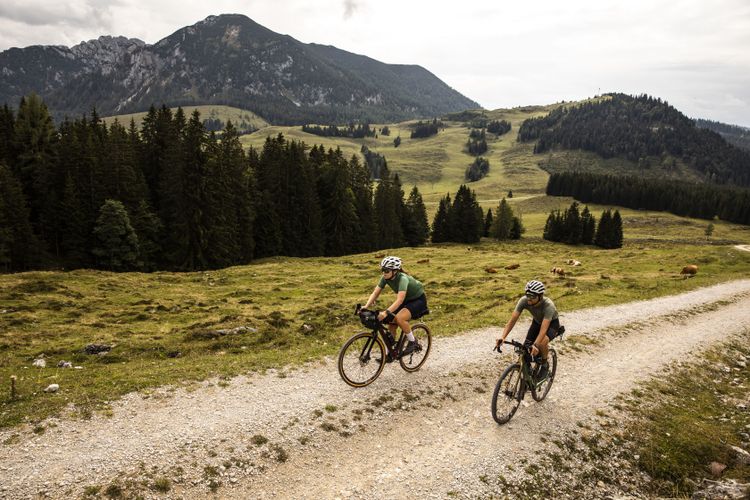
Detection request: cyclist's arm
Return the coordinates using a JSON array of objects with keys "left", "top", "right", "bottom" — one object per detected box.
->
[
  {"left": 499, "top": 310, "right": 521, "bottom": 342},
  {"left": 364, "top": 286, "right": 383, "bottom": 309},
  {"left": 385, "top": 290, "right": 407, "bottom": 314}
]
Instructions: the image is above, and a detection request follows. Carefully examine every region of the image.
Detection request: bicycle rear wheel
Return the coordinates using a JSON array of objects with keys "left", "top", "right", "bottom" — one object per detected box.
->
[
  {"left": 399, "top": 323, "right": 432, "bottom": 372},
  {"left": 491, "top": 363, "right": 523, "bottom": 425},
  {"left": 338, "top": 332, "right": 386, "bottom": 388},
  {"left": 531, "top": 347, "right": 557, "bottom": 402}
]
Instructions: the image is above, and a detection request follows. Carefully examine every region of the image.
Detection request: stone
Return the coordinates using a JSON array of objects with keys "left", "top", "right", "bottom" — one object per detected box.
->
[
  {"left": 57, "top": 361, "right": 72, "bottom": 368},
  {"left": 691, "top": 479, "right": 750, "bottom": 499},
  {"left": 33, "top": 359, "right": 46, "bottom": 368},
  {"left": 44, "top": 384, "right": 60, "bottom": 393},
  {"left": 729, "top": 445, "right": 750, "bottom": 466}
]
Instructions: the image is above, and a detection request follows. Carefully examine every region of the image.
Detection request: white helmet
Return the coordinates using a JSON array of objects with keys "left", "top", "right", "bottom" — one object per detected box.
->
[
  {"left": 525, "top": 280, "right": 545, "bottom": 295},
  {"left": 380, "top": 256, "right": 402, "bottom": 271}
]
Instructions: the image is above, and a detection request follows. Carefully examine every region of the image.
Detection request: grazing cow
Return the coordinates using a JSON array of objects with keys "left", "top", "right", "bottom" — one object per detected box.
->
[
  {"left": 550, "top": 267, "right": 566, "bottom": 277},
  {"left": 566, "top": 259, "right": 582, "bottom": 266},
  {"left": 680, "top": 264, "right": 698, "bottom": 277},
  {"left": 505, "top": 263, "right": 520, "bottom": 270},
  {"left": 485, "top": 267, "right": 498, "bottom": 274}
]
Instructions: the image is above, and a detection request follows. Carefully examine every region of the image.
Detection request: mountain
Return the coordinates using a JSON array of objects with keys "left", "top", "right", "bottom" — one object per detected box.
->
[
  {"left": 0, "top": 14, "right": 479, "bottom": 124},
  {"left": 694, "top": 118, "right": 750, "bottom": 152},
  {"left": 518, "top": 93, "right": 750, "bottom": 187}
]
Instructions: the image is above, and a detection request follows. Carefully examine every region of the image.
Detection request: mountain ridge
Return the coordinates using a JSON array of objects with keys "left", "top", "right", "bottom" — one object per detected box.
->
[{"left": 0, "top": 14, "right": 479, "bottom": 124}]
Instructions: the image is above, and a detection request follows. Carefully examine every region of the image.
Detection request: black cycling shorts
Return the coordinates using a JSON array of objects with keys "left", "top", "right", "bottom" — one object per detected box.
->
[
  {"left": 524, "top": 318, "right": 561, "bottom": 347},
  {"left": 391, "top": 294, "right": 428, "bottom": 321}
]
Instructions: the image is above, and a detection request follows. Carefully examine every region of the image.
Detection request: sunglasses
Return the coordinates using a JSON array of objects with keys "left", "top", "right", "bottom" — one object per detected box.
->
[{"left": 526, "top": 293, "right": 540, "bottom": 299}]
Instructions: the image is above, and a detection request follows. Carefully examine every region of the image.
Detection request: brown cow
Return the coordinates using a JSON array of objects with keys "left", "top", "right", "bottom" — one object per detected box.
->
[
  {"left": 505, "top": 263, "right": 520, "bottom": 270},
  {"left": 485, "top": 267, "right": 498, "bottom": 274},
  {"left": 680, "top": 264, "right": 698, "bottom": 277},
  {"left": 550, "top": 267, "right": 566, "bottom": 277}
]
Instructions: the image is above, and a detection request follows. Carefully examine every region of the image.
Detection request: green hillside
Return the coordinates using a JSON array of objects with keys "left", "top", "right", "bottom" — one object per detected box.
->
[{"left": 102, "top": 105, "right": 269, "bottom": 131}]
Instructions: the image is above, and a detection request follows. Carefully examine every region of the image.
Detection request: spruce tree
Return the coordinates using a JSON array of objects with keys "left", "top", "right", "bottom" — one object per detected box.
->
[
  {"left": 373, "top": 163, "right": 404, "bottom": 248},
  {"left": 431, "top": 194, "right": 452, "bottom": 243},
  {"left": 92, "top": 199, "right": 139, "bottom": 271},
  {"left": 59, "top": 172, "right": 89, "bottom": 267},
  {"left": 510, "top": 216, "right": 525, "bottom": 239},
  {"left": 0, "top": 104, "right": 15, "bottom": 166},
  {"left": 595, "top": 209, "right": 612, "bottom": 248},
  {"left": 563, "top": 202, "right": 583, "bottom": 244},
  {"left": 318, "top": 157, "right": 359, "bottom": 256},
  {"left": 492, "top": 198, "right": 514, "bottom": 240},
  {"left": 349, "top": 154, "right": 376, "bottom": 252},
  {"left": 610, "top": 210, "right": 624, "bottom": 248},
  {"left": 483, "top": 208, "right": 493, "bottom": 237},
  {"left": 0, "top": 164, "right": 40, "bottom": 271},
  {"left": 403, "top": 186, "right": 430, "bottom": 246},
  {"left": 451, "top": 185, "right": 483, "bottom": 243},
  {"left": 180, "top": 110, "right": 210, "bottom": 269},
  {"left": 580, "top": 206, "right": 596, "bottom": 245},
  {"left": 130, "top": 200, "right": 162, "bottom": 271}
]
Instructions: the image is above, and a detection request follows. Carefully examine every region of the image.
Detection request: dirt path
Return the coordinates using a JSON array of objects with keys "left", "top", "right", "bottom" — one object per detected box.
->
[{"left": 2, "top": 280, "right": 750, "bottom": 499}]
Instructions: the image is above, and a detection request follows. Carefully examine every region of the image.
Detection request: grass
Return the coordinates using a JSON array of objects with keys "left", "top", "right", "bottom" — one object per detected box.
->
[
  {"left": 0, "top": 227, "right": 749, "bottom": 428},
  {"left": 102, "top": 105, "right": 269, "bottom": 131}
]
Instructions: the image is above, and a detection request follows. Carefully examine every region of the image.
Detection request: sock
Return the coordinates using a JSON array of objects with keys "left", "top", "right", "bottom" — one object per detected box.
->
[{"left": 406, "top": 332, "right": 415, "bottom": 342}]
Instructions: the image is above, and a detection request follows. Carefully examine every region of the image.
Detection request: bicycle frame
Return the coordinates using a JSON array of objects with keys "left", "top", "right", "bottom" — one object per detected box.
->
[{"left": 357, "top": 321, "right": 405, "bottom": 362}]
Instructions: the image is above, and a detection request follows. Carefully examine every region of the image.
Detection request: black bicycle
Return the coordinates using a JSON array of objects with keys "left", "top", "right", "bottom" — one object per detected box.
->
[
  {"left": 490, "top": 332, "right": 562, "bottom": 424},
  {"left": 337, "top": 305, "right": 432, "bottom": 387}
]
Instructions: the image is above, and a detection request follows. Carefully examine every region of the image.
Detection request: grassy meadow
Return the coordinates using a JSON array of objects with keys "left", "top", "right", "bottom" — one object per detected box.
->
[
  {"left": 2, "top": 214, "right": 750, "bottom": 428},
  {"left": 102, "top": 105, "right": 269, "bottom": 131}
]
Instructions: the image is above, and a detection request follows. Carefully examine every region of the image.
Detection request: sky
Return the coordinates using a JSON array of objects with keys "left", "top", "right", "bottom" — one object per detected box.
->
[{"left": 1, "top": 0, "right": 749, "bottom": 127}]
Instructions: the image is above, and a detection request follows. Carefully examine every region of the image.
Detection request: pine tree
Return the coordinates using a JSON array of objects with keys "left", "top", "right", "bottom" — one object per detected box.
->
[
  {"left": 563, "top": 202, "right": 582, "bottom": 244},
  {"left": 510, "top": 215, "right": 525, "bottom": 239},
  {"left": 92, "top": 199, "right": 139, "bottom": 271},
  {"left": 491, "top": 198, "right": 514, "bottom": 240},
  {"left": 130, "top": 200, "right": 162, "bottom": 271},
  {"left": 431, "top": 194, "right": 452, "bottom": 243},
  {"left": 483, "top": 209, "right": 493, "bottom": 237},
  {"left": 0, "top": 164, "right": 40, "bottom": 271},
  {"left": 180, "top": 110, "right": 210, "bottom": 269},
  {"left": 12, "top": 94, "right": 58, "bottom": 246},
  {"left": 318, "top": 156, "right": 359, "bottom": 256},
  {"left": 403, "top": 186, "right": 429, "bottom": 246},
  {"left": 373, "top": 163, "right": 404, "bottom": 248},
  {"left": 580, "top": 206, "right": 596, "bottom": 245},
  {"left": 0, "top": 104, "right": 15, "bottom": 166},
  {"left": 349, "top": 154, "right": 376, "bottom": 252},
  {"left": 595, "top": 209, "right": 612, "bottom": 248},
  {"left": 610, "top": 210, "right": 624, "bottom": 248},
  {"left": 451, "top": 185, "right": 483, "bottom": 243},
  {"left": 59, "top": 172, "right": 89, "bottom": 267}
]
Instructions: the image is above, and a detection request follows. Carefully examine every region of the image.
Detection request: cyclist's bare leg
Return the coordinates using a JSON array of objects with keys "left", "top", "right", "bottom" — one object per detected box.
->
[
  {"left": 537, "top": 335, "right": 550, "bottom": 361},
  {"left": 394, "top": 309, "right": 414, "bottom": 340}
]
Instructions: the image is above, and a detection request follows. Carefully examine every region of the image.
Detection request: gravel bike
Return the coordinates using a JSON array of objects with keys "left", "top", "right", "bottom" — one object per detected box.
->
[
  {"left": 490, "top": 329, "right": 563, "bottom": 424},
  {"left": 337, "top": 305, "right": 432, "bottom": 387}
]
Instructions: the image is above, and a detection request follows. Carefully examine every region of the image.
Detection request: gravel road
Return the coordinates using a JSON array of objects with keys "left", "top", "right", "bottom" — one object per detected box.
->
[{"left": 2, "top": 279, "right": 750, "bottom": 499}]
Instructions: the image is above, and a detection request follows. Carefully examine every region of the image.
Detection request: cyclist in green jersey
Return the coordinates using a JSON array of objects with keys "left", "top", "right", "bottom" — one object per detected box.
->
[
  {"left": 495, "top": 280, "right": 563, "bottom": 380},
  {"left": 363, "top": 256, "right": 428, "bottom": 355}
]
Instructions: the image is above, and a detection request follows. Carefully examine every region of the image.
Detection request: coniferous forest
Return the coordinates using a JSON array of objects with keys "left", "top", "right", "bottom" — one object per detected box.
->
[
  {"left": 0, "top": 95, "right": 431, "bottom": 272},
  {"left": 546, "top": 171, "right": 750, "bottom": 225},
  {"left": 519, "top": 94, "right": 750, "bottom": 187}
]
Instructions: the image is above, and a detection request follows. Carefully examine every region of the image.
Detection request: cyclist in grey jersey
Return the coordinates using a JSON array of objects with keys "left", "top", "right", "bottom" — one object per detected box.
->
[{"left": 496, "top": 280, "right": 562, "bottom": 380}]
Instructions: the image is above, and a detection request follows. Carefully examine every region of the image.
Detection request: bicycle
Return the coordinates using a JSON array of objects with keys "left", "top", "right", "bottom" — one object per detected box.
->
[
  {"left": 337, "top": 305, "right": 432, "bottom": 388},
  {"left": 490, "top": 328, "right": 563, "bottom": 424}
]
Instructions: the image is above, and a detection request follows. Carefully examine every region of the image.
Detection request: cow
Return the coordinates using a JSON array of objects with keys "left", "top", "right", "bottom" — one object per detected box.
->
[
  {"left": 550, "top": 267, "right": 566, "bottom": 277},
  {"left": 566, "top": 259, "right": 582, "bottom": 266},
  {"left": 680, "top": 264, "right": 698, "bottom": 277},
  {"left": 485, "top": 267, "right": 498, "bottom": 274},
  {"left": 505, "top": 263, "right": 520, "bottom": 270}
]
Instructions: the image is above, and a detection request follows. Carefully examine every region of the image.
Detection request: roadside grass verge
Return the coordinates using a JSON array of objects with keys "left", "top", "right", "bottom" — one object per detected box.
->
[
  {"left": 0, "top": 235, "right": 749, "bottom": 429},
  {"left": 492, "top": 335, "right": 750, "bottom": 498}
]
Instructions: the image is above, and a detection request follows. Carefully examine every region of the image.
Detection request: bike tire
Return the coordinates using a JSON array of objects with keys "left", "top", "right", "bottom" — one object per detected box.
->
[
  {"left": 399, "top": 323, "right": 432, "bottom": 373},
  {"left": 531, "top": 347, "right": 558, "bottom": 402},
  {"left": 337, "top": 331, "right": 386, "bottom": 388},
  {"left": 491, "top": 363, "right": 523, "bottom": 425}
]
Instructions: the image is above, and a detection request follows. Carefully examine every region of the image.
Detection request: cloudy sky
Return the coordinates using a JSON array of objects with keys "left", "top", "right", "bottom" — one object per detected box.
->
[{"left": 1, "top": 0, "right": 748, "bottom": 126}]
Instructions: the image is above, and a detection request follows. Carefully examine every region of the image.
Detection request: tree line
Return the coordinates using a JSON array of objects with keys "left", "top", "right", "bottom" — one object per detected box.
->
[
  {"left": 466, "top": 128, "right": 488, "bottom": 156},
  {"left": 431, "top": 187, "right": 523, "bottom": 243},
  {"left": 487, "top": 120, "right": 511, "bottom": 136},
  {"left": 543, "top": 201, "right": 622, "bottom": 249},
  {"left": 546, "top": 171, "right": 750, "bottom": 226},
  {"left": 518, "top": 93, "right": 750, "bottom": 187},
  {"left": 0, "top": 95, "right": 433, "bottom": 272},
  {"left": 301, "top": 123, "right": 376, "bottom": 138}
]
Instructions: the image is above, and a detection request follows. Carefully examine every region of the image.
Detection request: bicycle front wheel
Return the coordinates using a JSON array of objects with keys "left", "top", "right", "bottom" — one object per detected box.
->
[
  {"left": 491, "top": 363, "right": 523, "bottom": 425},
  {"left": 531, "top": 347, "right": 557, "bottom": 402},
  {"left": 338, "top": 332, "right": 386, "bottom": 388},
  {"left": 399, "top": 323, "right": 432, "bottom": 373}
]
